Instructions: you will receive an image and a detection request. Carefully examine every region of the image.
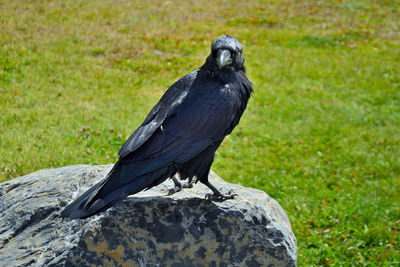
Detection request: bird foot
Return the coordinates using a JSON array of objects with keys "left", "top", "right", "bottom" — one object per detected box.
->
[
  {"left": 203, "top": 181, "right": 238, "bottom": 201},
  {"left": 205, "top": 191, "right": 238, "bottom": 201},
  {"left": 168, "top": 184, "right": 183, "bottom": 195},
  {"left": 167, "top": 177, "right": 194, "bottom": 195}
]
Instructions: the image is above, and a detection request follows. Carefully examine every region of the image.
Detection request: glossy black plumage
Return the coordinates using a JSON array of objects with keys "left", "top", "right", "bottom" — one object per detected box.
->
[{"left": 61, "top": 35, "right": 253, "bottom": 219}]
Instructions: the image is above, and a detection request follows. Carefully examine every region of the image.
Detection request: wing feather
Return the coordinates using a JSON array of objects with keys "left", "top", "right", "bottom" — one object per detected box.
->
[
  {"left": 118, "top": 70, "right": 198, "bottom": 158},
  {"left": 119, "top": 70, "right": 239, "bottom": 174}
]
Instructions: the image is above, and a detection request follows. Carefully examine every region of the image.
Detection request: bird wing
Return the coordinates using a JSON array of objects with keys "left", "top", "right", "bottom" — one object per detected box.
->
[
  {"left": 115, "top": 76, "right": 240, "bottom": 181},
  {"left": 118, "top": 71, "right": 198, "bottom": 158}
]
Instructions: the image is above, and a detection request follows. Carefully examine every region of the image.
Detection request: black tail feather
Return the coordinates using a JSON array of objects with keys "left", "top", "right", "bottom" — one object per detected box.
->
[
  {"left": 60, "top": 163, "right": 173, "bottom": 219},
  {"left": 60, "top": 163, "right": 124, "bottom": 219}
]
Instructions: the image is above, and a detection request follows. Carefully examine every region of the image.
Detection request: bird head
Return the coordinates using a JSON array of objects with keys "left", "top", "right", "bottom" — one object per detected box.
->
[{"left": 210, "top": 35, "right": 244, "bottom": 71}]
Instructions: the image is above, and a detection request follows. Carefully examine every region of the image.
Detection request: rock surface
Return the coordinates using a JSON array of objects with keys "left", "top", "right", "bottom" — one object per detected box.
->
[{"left": 0, "top": 165, "right": 297, "bottom": 266}]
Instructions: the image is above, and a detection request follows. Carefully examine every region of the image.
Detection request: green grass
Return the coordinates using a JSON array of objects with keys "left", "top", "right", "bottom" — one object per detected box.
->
[{"left": 1, "top": 0, "right": 399, "bottom": 265}]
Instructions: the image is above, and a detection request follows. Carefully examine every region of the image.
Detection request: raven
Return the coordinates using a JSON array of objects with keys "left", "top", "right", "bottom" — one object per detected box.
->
[{"left": 61, "top": 35, "right": 253, "bottom": 219}]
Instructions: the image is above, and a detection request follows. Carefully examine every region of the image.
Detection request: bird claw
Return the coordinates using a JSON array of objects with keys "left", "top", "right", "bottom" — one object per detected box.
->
[
  {"left": 167, "top": 185, "right": 182, "bottom": 195},
  {"left": 167, "top": 181, "right": 193, "bottom": 195},
  {"left": 205, "top": 192, "right": 238, "bottom": 201}
]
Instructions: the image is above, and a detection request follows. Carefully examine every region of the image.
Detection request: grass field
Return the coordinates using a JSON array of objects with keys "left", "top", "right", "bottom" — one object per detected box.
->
[{"left": 1, "top": 0, "right": 399, "bottom": 265}]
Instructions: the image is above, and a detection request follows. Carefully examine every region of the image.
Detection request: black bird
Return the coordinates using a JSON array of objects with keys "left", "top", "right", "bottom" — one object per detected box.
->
[{"left": 61, "top": 35, "right": 253, "bottom": 219}]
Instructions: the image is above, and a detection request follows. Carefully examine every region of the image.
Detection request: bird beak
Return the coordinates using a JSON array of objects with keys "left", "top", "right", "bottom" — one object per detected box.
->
[{"left": 216, "top": 49, "right": 232, "bottom": 69}]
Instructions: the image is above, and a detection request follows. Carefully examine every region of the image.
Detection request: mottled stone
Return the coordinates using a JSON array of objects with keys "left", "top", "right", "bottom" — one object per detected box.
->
[{"left": 0, "top": 165, "right": 297, "bottom": 266}]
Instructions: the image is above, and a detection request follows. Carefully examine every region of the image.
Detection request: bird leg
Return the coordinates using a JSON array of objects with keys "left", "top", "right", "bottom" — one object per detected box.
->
[
  {"left": 167, "top": 176, "right": 194, "bottom": 195},
  {"left": 203, "top": 181, "right": 238, "bottom": 201}
]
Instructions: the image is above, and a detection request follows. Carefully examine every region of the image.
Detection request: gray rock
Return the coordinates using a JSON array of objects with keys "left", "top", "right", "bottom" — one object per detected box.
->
[{"left": 0, "top": 165, "right": 297, "bottom": 266}]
